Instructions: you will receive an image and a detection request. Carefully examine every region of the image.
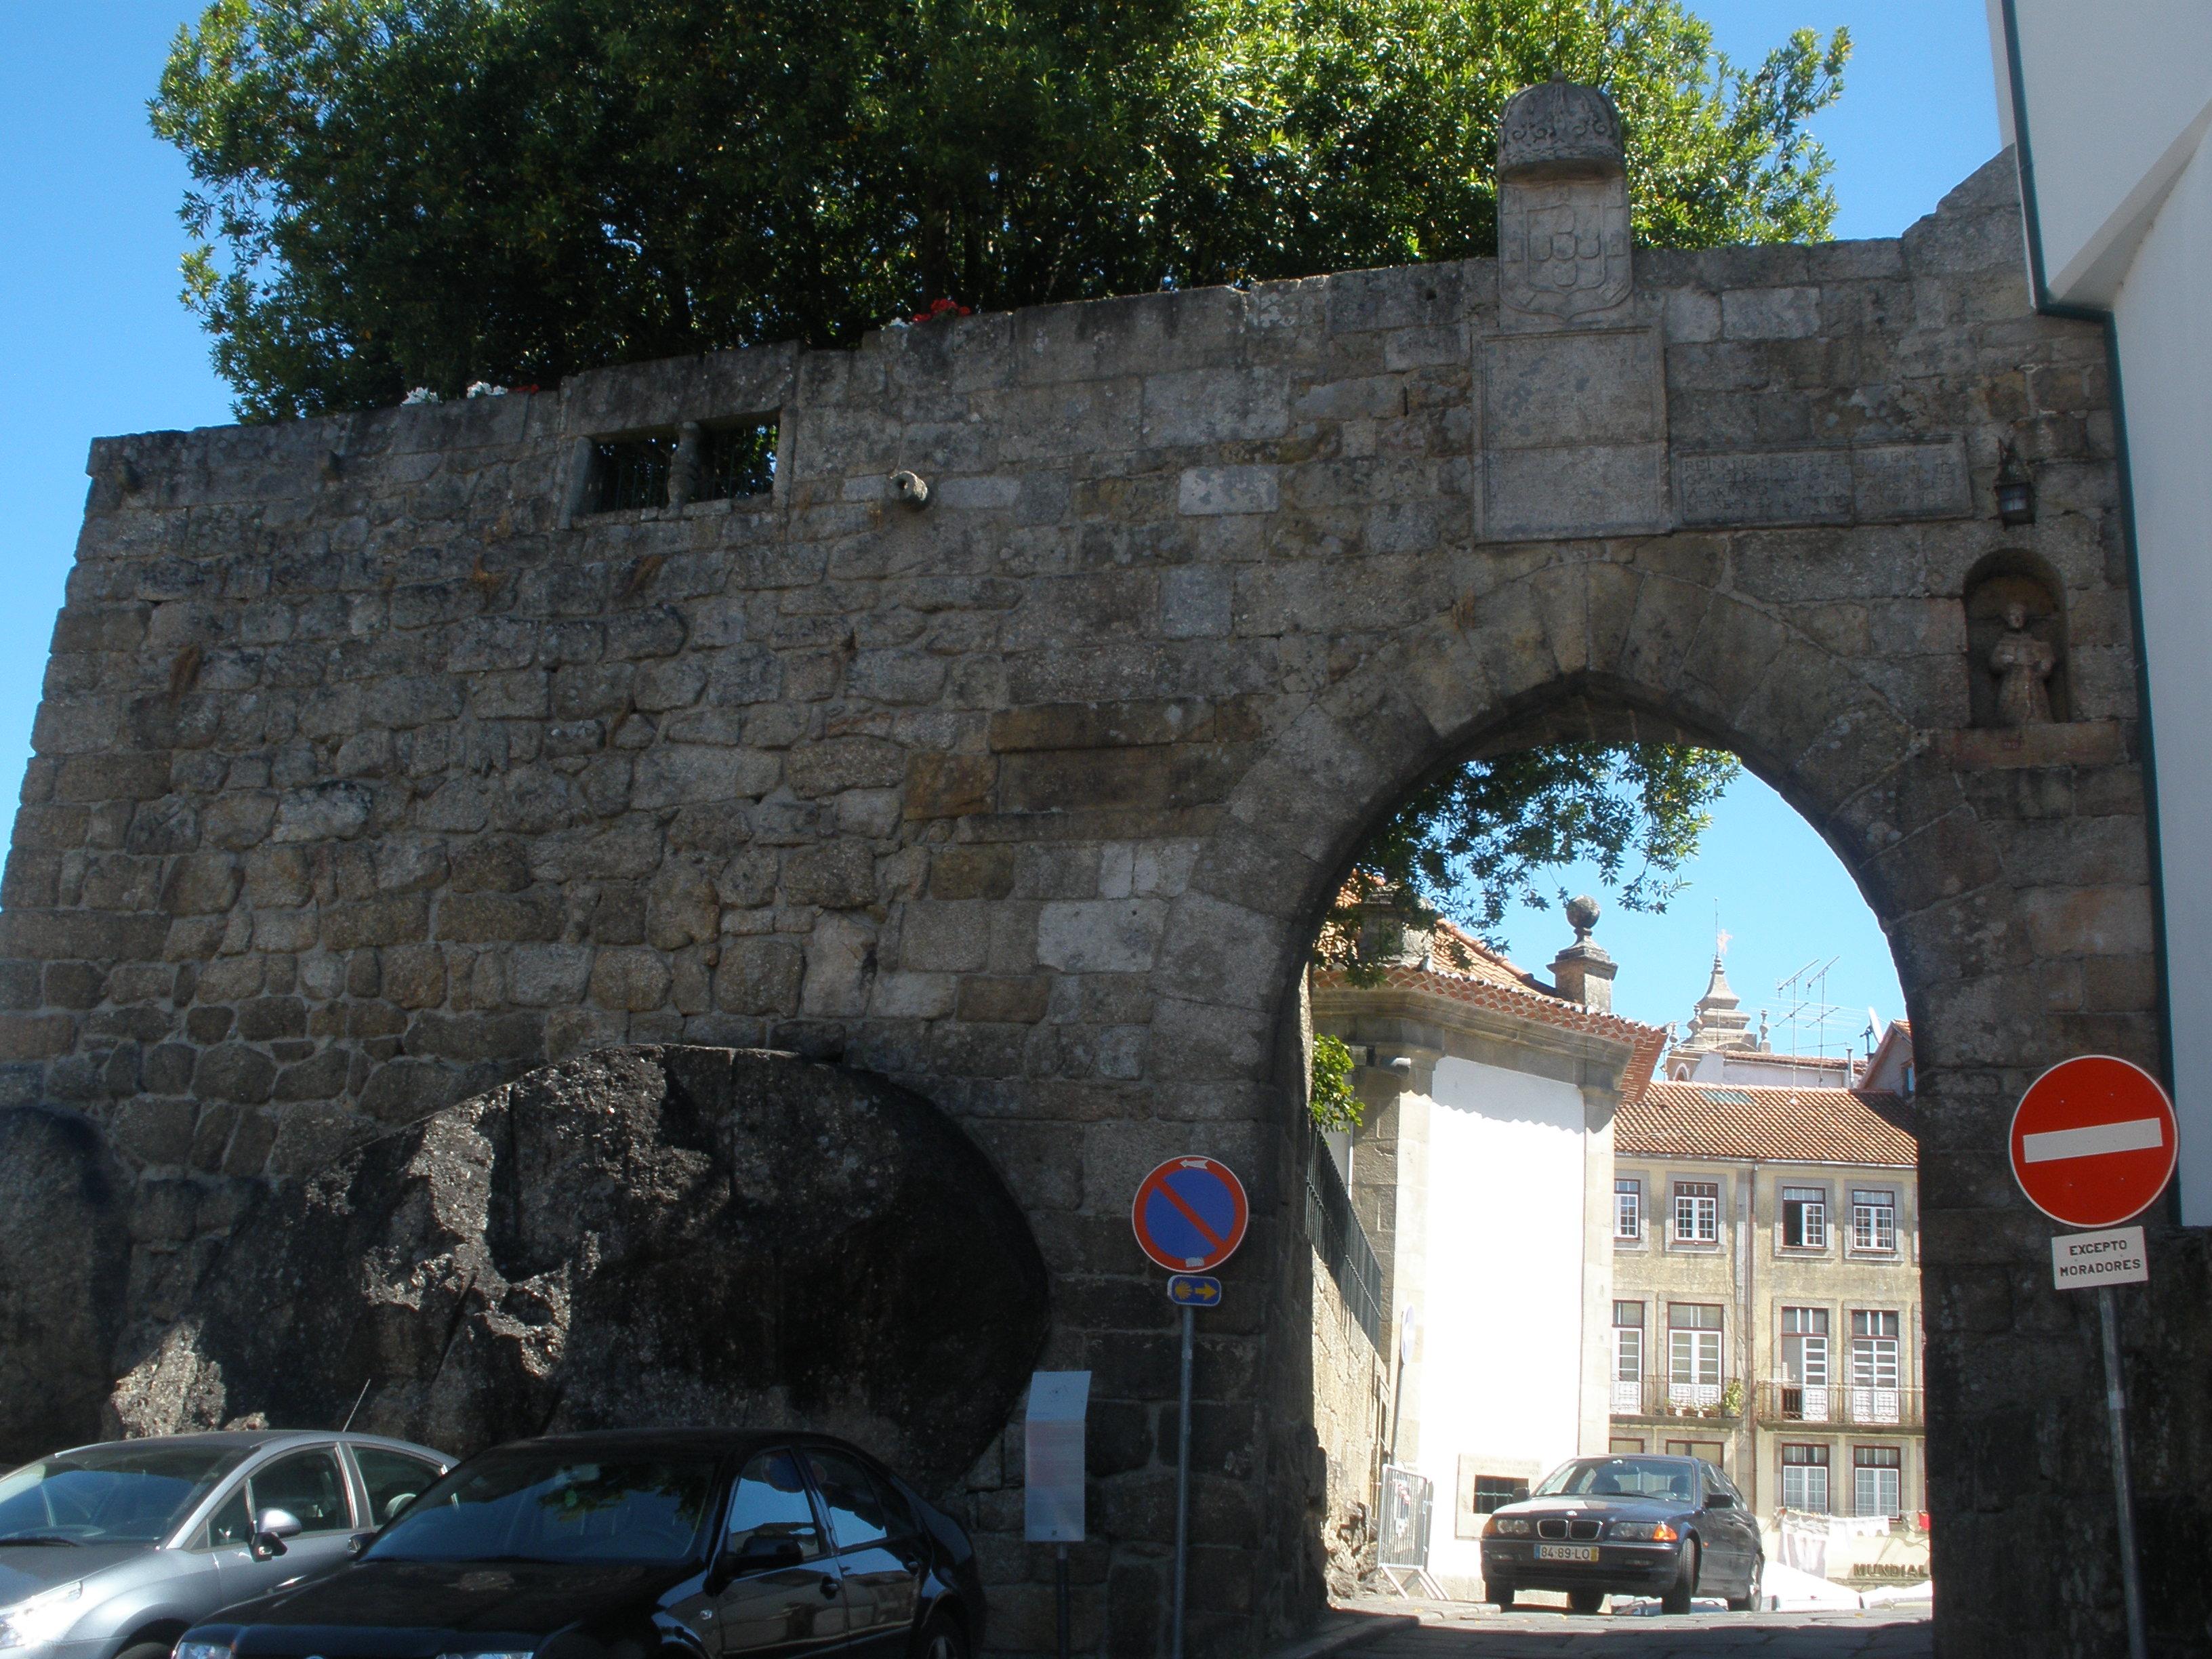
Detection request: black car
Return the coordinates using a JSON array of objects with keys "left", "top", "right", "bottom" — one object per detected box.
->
[
  {"left": 170, "top": 1430, "right": 983, "bottom": 1659},
  {"left": 1479, "top": 1454, "right": 1763, "bottom": 1615}
]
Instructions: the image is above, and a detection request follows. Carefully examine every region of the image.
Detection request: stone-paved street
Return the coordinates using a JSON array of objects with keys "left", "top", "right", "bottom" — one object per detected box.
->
[{"left": 1326, "top": 1602, "right": 1931, "bottom": 1658}]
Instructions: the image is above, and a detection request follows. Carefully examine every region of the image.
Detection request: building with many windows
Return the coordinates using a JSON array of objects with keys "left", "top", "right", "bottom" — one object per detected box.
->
[
  {"left": 1607, "top": 994, "right": 1925, "bottom": 1536},
  {"left": 1304, "top": 915, "right": 1928, "bottom": 1596}
]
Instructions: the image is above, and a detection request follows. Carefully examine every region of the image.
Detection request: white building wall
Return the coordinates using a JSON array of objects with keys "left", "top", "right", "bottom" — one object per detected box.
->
[
  {"left": 1413, "top": 1053, "right": 1601, "bottom": 1591},
  {"left": 1993, "top": 2, "right": 2212, "bottom": 1221}
]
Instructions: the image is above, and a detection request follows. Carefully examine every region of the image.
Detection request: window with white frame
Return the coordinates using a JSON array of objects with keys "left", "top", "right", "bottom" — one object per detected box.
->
[
  {"left": 1853, "top": 1444, "right": 1902, "bottom": 1517},
  {"left": 1780, "top": 1306, "right": 1831, "bottom": 1418},
  {"left": 1614, "top": 1178, "right": 1643, "bottom": 1242},
  {"left": 1781, "top": 1443, "right": 1830, "bottom": 1513},
  {"left": 1781, "top": 1185, "right": 1828, "bottom": 1249},
  {"left": 1851, "top": 1311, "right": 1901, "bottom": 1386},
  {"left": 1673, "top": 1180, "right": 1720, "bottom": 1244},
  {"left": 1851, "top": 1188, "right": 1898, "bottom": 1252},
  {"left": 1612, "top": 1300, "right": 1644, "bottom": 1411},
  {"left": 1668, "top": 1303, "right": 1723, "bottom": 1410},
  {"left": 1851, "top": 1309, "right": 1902, "bottom": 1424}
]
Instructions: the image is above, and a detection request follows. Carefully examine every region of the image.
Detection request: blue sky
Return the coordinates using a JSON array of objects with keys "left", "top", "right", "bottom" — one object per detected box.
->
[{"left": 0, "top": 2, "right": 2001, "bottom": 1046}]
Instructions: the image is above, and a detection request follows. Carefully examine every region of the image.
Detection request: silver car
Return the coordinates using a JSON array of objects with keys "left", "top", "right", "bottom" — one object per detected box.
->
[{"left": 0, "top": 1430, "right": 451, "bottom": 1659}]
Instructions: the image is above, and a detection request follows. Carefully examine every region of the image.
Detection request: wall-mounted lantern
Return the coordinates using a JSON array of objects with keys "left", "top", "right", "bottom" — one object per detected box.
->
[{"left": 1994, "top": 442, "right": 2036, "bottom": 526}]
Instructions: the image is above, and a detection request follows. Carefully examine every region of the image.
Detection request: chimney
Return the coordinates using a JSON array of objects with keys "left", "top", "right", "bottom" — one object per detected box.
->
[{"left": 1549, "top": 893, "right": 1617, "bottom": 1012}]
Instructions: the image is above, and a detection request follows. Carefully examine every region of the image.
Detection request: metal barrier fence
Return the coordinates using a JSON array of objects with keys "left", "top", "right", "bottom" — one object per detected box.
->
[
  {"left": 1305, "top": 1126, "right": 1385, "bottom": 1349},
  {"left": 1378, "top": 1462, "right": 1434, "bottom": 1572}
]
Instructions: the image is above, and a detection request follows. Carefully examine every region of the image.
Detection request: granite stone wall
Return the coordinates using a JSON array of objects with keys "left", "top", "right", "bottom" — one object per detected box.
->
[{"left": 5, "top": 146, "right": 2201, "bottom": 1657}]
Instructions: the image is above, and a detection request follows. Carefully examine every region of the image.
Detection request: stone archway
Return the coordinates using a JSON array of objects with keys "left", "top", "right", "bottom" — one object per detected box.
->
[{"left": 1158, "top": 543, "right": 2057, "bottom": 1639}]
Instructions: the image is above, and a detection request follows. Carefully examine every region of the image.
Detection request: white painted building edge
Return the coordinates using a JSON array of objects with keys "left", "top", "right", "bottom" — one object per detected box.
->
[
  {"left": 1991, "top": 1, "right": 2212, "bottom": 1225},
  {"left": 1412, "top": 1052, "right": 1606, "bottom": 1591}
]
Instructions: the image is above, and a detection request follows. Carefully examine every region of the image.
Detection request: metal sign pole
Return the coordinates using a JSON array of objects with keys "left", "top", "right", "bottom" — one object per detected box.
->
[
  {"left": 1054, "top": 1542, "right": 1070, "bottom": 1659},
  {"left": 2097, "top": 1287, "right": 2148, "bottom": 1659},
  {"left": 1172, "top": 1300, "right": 1193, "bottom": 1659}
]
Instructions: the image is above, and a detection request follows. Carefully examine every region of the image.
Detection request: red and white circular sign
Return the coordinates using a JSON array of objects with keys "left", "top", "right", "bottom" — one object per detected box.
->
[{"left": 2009, "top": 1054, "right": 2177, "bottom": 1229}]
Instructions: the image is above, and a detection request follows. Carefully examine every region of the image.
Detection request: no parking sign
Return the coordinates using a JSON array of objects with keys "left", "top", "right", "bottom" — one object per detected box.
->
[{"left": 1131, "top": 1155, "right": 1249, "bottom": 1272}]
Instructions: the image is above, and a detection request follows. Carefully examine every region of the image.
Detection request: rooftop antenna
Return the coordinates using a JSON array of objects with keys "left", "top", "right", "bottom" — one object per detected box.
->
[{"left": 1773, "top": 955, "right": 1849, "bottom": 1070}]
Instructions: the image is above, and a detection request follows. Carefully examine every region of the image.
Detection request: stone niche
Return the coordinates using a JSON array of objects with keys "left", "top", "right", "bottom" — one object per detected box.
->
[
  {"left": 104, "top": 1047, "right": 1051, "bottom": 1491},
  {"left": 1963, "top": 549, "right": 2070, "bottom": 726}
]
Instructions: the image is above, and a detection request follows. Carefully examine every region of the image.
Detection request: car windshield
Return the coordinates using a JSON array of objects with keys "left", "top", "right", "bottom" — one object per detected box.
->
[
  {"left": 0, "top": 1443, "right": 249, "bottom": 1545},
  {"left": 1534, "top": 1457, "right": 1698, "bottom": 1503},
  {"left": 363, "top": 1450, "right": 718, "bottom": 1565}
]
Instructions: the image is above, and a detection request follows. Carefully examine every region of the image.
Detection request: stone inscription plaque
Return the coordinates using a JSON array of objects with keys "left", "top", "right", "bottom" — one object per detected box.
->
[
  {"left": 1482, "top": 329, "right": 1663, "bottom": 449},
  {"left": 1675, "top": 440, "right": 1971, "bottom": 529}
]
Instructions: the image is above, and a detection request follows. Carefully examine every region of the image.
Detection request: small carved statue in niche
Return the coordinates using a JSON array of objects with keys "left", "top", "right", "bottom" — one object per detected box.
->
[
  {"left": 1963, "top": 556, "right": 2068, "bottom": 727},
  {"left": 1989, "top": 600, "right": 2058, "bottom": 725}
]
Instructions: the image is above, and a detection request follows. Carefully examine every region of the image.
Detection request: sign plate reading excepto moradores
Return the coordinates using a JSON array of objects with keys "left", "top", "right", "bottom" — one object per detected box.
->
[{"left": 2052, "top": 1225, "right": 2149, "bottom": 1291}]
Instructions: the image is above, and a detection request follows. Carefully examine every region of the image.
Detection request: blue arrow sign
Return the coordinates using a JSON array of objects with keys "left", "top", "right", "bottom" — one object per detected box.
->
[{"left": 1167, "top": 1274, "right": 1223, "bottom": 1307}]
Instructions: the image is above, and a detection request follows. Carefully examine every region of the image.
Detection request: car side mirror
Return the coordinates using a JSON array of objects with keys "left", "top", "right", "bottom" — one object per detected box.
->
[
  {"left": 1706, "top": 1491, "right": 1736, "bottom": 1509},
  {"left": 252, "top": 1507, "right": 303, "bottom": 1559},
  {"left": 708, "top": 1534, "right": 805, "bottom": 1591},
  {"left": 346, "top": 1532, "right": 375, "bottom": 1559}
]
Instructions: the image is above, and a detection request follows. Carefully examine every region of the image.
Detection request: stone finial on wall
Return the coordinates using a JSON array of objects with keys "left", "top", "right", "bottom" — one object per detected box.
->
[
  {"left": 1496, "top": 77, "right": 1632, "bottom": 322},
  {"left": 1549, "top": 894, "right": 1618, "bottom": 1012}
]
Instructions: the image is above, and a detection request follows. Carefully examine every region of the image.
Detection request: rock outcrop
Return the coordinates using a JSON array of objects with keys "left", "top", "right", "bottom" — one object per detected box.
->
[
  {"left": 0, "top": 1107, "right": 130, "bottom": 1465},
  {"left": 110, "top": 1047, "right": 1049, "bottom": 1490}
]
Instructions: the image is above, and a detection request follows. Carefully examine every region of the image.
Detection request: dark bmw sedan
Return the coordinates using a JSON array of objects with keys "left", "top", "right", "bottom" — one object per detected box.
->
[
  {"left": 171, "top": 1431, "right": 983, "bottom": 1659},
  {"left": 1479, "top": 1454, "right": 1763, "bottom": 1615}
]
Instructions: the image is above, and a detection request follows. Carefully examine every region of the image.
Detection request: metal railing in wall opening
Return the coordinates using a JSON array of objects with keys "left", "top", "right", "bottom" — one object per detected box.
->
[
  {"left": 1305, "top": 1125, "right": 1385, "bottom": 1350},
  {"left": 1757, "top": 1380, "right": 1926, "bottom": 1429}
]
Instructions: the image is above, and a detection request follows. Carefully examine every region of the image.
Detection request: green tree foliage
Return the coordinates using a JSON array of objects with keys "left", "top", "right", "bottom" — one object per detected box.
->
[
  {"left": 1322, "top": 745, "right": 1742, "bottom": 975},
  {"left": 1308, "top": 1033, "right": 1363, "bottom": 1132},
  {"left": 155, "top": 0, "right": 1847, "bottom": 420}
]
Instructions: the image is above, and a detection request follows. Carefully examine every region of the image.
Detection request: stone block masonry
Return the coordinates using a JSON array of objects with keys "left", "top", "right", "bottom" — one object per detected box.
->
[{"left": 3, "top": 137, "right": 2203, "bottom": 1659}]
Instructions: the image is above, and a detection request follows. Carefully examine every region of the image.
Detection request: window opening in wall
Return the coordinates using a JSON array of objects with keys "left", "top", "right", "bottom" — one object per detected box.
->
[
  {"left": 1665, "top": 1439, "right": 1725, "bottom": 1468},
  {"left": 1673, "top": 1180, "right": 1719, "bottom": 1244},
  {"left": 1781, "top": 1443, "right": 1830, "bottom": 1513},
  {"left": 1614, "top": 1177, "right": 1643, "bottom": 1241},
  {"left": 1667, "top": 1303, "right": 1723, "bottom": 1411},
  {"left": 1612, "top": 1301, "right": 1644, "bottom": 1412},
  {"left": 1472, "top": 1475, "right": 1529, "bottom": 1513},
  {"left": 705, "top": 422, "right": 777, "bottom": 499},
  {"left": 588, "top": 434, "right": 677, "bottom": 513},
  {"left": 1781, "top": 1185, "right": 1828, "bottom": 1249},
  {"left": 583, "top": 418, "right": 779, "bottom": 516},
  {"left": 1610, "top": 1437, "right": 1646, "bottom": 1455},
  {"left": 1850, "top": 1309, "right": 1902, "bottom": 1423},
  {"left": 1780, "top": 1307, "right": 1831, "bottom": 1420},
  {"left": 1851, "top": 1188, "right": 1898, "bottom": 1253},
  {"left": 1853, "top": 1444, "right": 1902, "bottom": 1517}
]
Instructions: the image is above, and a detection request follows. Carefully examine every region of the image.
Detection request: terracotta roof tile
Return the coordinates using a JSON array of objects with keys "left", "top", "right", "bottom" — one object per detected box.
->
[
  {"left": 1620, "top": 1080, "right": 1917, "bottom": 1167},
  {"left": 1312, "top": 956, "right": 1670, "bottom": 1104}
]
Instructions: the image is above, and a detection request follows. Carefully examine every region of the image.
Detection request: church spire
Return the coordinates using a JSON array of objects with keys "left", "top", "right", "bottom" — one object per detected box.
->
[{"left": 1679, "top": 925, "right": 1757, "bottom": 1051}]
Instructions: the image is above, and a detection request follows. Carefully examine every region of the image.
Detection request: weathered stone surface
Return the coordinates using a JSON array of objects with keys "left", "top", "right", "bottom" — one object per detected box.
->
[
  {"left": 108, "top": 1047, "right": 1050, "bottom": 1489},
  {"left": 3, "top": 141, "right": 2175, "bottom": 1659},
  {"left": 0, "top": 1107, "right": 129, "bottom": 1465}
]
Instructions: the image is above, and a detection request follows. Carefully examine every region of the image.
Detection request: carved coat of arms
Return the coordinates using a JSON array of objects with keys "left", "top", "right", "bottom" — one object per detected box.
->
[{"left": 1498, "top": 179, "right": 1632, "bottom": 319}]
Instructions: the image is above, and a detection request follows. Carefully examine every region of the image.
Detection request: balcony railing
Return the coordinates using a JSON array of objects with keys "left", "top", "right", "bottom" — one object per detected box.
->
[
  {"left": 1609, "top": 1378, "right": 1925, "bottom": 1428},
  {"left": 1757, "top": 1380, "right": 1925, "bottom": 1429},
  {"left": 1608, "top": 1376, "right": 1743, "bottom": 1422}
]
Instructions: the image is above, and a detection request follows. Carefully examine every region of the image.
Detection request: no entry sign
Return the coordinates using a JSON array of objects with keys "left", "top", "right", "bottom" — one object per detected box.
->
[
  {"left": 1132, "top": 1156, "right": 1249, "bottom": 1272},
  {"left": 2009, "top": 1055, "right": 2177, "bottom": 1229}
]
